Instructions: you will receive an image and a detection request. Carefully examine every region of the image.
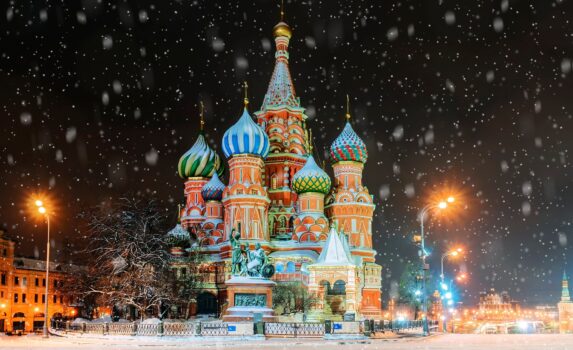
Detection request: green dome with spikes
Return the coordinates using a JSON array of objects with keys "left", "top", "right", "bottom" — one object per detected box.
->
[
  {"left": 178, "top": 132, "right": 224, "bottom": 179},
  {"left": 292, "top": 155, "right": 331, "bottom": 195}
]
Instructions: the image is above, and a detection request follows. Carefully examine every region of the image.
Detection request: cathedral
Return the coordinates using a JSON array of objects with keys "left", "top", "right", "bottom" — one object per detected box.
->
[{"left": 167, "top": 15, "right": 382, "bottom": 321}]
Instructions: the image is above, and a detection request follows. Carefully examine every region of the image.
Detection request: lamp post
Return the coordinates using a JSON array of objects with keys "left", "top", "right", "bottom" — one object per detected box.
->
[
  {"left": 35, "top": 200, "right": 50, "bottom": 338},
  {"left": 418, "top": 196, "right": 454, "bottom": 336},
  {"left": 441, "top": 248, "right": 462, "bottom": 284},
  {"left": 440, "top": 248, "right": 463, "bottom": 332}
]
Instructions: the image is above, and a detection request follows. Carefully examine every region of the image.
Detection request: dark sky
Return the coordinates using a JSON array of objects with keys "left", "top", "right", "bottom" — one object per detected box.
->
[{"left": 1, "top": 0, "right": 573, "bottom": 306}]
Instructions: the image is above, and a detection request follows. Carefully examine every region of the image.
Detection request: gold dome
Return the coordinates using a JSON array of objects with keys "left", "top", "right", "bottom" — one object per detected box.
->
[{"left": 273, "top": 21, "right": 292, "bottom": 39}]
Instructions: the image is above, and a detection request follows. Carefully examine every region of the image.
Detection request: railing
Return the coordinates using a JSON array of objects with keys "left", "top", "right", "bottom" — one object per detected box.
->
[
  {"left": 50, "top": 318, "right": 432, "bottom": 338},
  {"left": 136, "top": 323, "right": 160, "bottom": 336},
  {"left": 163, "top": 322, "right": 198, "bottom": 336},
  {"left": 264, "top": 322, "right": 325, "bottom": 337},
  {"left": 108, "top": 323, "right": 136, "bottom": 336}
]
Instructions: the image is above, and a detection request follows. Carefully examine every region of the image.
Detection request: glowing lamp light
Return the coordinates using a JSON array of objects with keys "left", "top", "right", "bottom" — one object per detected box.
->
[
  {"left": 0, "top": 303, "right": 5, "bottom": 308},
  {"left": 438, "top": 201, "right": 447, "bottom": 209},
  {"left": 38, "top": 207, "right": 46, "bottom": 214},
  {"left": 445, "top": 292, "right": 453, "bottom": 299},
  {"left": 35, "top": 200, "right": 43, "bottom": 207},
  {"left": 414, "top": 290, "right": 422, "bottom": 296},
  {"left": 441, "top": 283, "right": 449, "bottom": 291},
  {"left": 447, "top": 300, "right": 454, "bottom": 306},
  {"left": 34, "top": 307, "right": 39, "bottom": 312},
  {"left": 447, "top": 196, "right": 455, "bottom": 203},
  {"left": 518, "top": 321, "right": 528, "bottom": 330}
]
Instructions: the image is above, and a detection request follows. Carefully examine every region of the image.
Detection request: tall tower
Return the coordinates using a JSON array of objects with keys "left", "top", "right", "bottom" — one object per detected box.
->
[
  {"left": 563, "top": 271, "right": 571, "bottom": 302},
  {"left": 255, "top": 12, "right": 309, "bottom": 240},
  {"left": 222, "top": 86, "right": 271, "bottom": 242},
  {"left": 199, "top": 171, "right": 226, "bottom": 246},
  {"left": 325, "top": 100, "right": 375, "bottom": 258},
  {"left": 325, "top": 99, "right": 382, "bottom": 318},
  {"left": 178, "top": 103, "right": 224, "bottom": 231},
  {"left": 558, "top": 270, "right": 573, "bottom": 333},
  {"left": 291, "top": 148, "right": 331, "bottom": 242}
]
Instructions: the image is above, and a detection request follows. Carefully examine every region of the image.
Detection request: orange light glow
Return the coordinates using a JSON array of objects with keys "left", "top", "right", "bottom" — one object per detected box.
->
[{"left": 438, "top": 201, "right": 448, "bottom": 209}]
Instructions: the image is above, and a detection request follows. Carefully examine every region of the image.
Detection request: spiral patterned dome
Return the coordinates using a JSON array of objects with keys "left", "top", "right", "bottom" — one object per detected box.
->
[
  {"left": 222, "top": 108, "right": 270, "bottom": 159},
  {"left": 178, "top": 132, "right": 224, "bottom": 179},
  {"left": 330, "top": 122, "right": 368, "bottom": 163},
  {"left": 201, "top": 171, "right": 225, "bottom": 201},
  {"left": 292, "top": 155, "right": 331, "bottom": 194}
]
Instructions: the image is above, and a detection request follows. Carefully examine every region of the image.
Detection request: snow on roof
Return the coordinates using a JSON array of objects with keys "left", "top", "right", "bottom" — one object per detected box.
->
[
  {"left": 269, "top": 250, "right": 319, "bottom": 261},
  {"left": 313, "top": 227, "right": 355, "bottom": 266}
]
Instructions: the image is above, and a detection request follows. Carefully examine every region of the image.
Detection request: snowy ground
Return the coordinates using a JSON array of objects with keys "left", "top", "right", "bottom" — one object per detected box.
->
[{"left": 2, "top": 333, "right": 573, "bottom": 350}]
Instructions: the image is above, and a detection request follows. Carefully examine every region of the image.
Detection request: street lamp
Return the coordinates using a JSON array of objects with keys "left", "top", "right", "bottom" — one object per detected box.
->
[
  {"left": 441, "top": 248, "right": 463, "bottom": 284},
  {"left": 418, "top": 196, "right": 455, "bottom": 336},
  {"left": 35, "top": 199, "right": 51, "bottom": 338}
]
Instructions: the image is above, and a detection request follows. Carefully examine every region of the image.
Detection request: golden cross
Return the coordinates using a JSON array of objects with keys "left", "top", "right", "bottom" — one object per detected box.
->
[
  {"left": 243, "top": 81, "right": 249, "bottom": 107},
  {"left": 199, "top": 101, "right": 205, "bottom": 131},
  {"left": 345, "top": 94, "right": 351, "bottom": 121}
]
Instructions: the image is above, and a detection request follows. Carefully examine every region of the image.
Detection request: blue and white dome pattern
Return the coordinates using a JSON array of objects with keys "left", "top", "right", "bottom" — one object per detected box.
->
[
  {"left": 222, "top": 108, "right": 270, "bottom": 159},
  {"left": 201, "top": 171, "right": 225, "bottom": 201}
]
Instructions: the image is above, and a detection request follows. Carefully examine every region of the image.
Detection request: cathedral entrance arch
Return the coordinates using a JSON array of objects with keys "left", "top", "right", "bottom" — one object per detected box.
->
[{"left": 197, "top": 292, "right": 218, "bottom": 316}]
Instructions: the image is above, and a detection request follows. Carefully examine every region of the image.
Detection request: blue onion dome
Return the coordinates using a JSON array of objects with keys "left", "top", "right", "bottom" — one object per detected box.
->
[
  {"left": 178, "top": 132, "right": 224, "bottom": 179},
  {"left": 292, "top": 155, "right": 331, "bottom": 195},
  {"left": 201, "top": 171, "right": 225, "bottom": 201},
  {"left": 329, "top": 122, "right": 368, "bottom": 163},
  {"left": 222, "top": 108, "right": 270, "bottom": 159}
]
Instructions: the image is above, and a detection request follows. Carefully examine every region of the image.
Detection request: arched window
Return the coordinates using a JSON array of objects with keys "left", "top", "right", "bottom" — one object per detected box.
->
[
  {"left": 275, "top": 262, "right": 284, "bottom": 273},
  {"left": 330, "top": 280, "right": 346, "bottom": 295},
  {"left": 13, "top": 312, "right": 25, "bottom": 318},
  {"left": 286, "top": 261, "right": 296, "bottom": 273}
]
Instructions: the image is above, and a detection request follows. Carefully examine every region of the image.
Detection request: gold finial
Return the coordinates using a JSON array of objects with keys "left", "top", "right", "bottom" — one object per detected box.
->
[
  {"left": 177, "top": 204, "right": 182, "bottom": 223},
  {"left": 243, "top": 81, "right": 249, "bottom": 108},
  {"left": 280, "top": 0, "right": 285, "bottom": 21},
  {"left": 345, "top": 94, "right": 351, "bottom": 121},
  {"left": 322, "top": 160, "right": 326, "bottom": 170},
  {"left": 199, "top": 101, "right": 205, "bottom": 131},
  {"left": 308, "top": 128, "right": 313, "bottom": 153}
]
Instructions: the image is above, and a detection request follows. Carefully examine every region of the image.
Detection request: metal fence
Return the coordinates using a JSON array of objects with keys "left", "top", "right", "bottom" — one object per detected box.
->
[
  {"left": 264, "top": 322, "right": 325, "bottom": 337},
  {"left": 51, "top": 318, "right": 431, "bottom": 338},
  {"left": 163, "top": 322, "right": 198, "bottom": 336}
]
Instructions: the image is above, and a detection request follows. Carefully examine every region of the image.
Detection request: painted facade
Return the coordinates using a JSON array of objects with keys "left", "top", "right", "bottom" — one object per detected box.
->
[
  {"left": 171, "top": 16, "right": 382, "bottom": 321},
  {"left": 0, "top": 231, "right": 76, "bottom": 333}
]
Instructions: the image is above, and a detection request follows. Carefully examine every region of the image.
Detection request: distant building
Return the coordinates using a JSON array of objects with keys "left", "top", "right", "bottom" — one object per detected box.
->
[
  {"left": 557, "top": 271, "right": 573, "bottom": 333},
  {"left": 477, "top": 288, "right": 520, "bottom": 321},
  {"left": 0, "top": 230, "right": 77, "bottom": 333}
]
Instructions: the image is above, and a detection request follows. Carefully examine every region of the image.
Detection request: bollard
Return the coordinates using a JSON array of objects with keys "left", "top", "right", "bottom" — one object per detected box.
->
[
  {"left": 325, "top": 320, "right": 332, "bottom": 334},
  {"left": 131, "top": 323, "right": 137, "bottom": 336},
  {"left": 103, "top": 322, "right": 108, "bottom": 335},
  {"left": 158, "top": 321, "right": 164, "bottom": 337},
  {"left": 82, "top": 322, "right": 86, "bottom": 333}
]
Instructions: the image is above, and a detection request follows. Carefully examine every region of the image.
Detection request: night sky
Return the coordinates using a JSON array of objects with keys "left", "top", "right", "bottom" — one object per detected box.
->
[{"left": 1, "top": 0, "right": 573, "bottom": 306}]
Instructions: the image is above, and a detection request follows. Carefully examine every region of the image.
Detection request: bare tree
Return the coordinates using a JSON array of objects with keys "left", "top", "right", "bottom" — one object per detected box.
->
[{"left": 80, "top": 197, "right": 175, "bottom": 320}]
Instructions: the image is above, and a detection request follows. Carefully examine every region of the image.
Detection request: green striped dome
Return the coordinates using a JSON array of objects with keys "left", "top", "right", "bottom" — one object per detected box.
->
[
  {"left": 178, "top": 132, "right": 224, "bottom": 179},
  {"left": 292, "top": 155, "right": 331, "bottom": 195}
]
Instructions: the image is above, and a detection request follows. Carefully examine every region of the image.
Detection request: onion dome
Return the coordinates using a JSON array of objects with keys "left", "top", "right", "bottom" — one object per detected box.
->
[
  {"left": 273, "top": 21, "right": 292, "bottom": 39},
  {"left": 292, "top": 155, "right": 331, "bottom": 194},
  {"left": 330, "top": 122, "right": 368, "bottom": 164},
  {"left": 222, "top": 108, "right": 270, "bottom": 159},
  {"left": 178, "top": 132, "right": 224, "bottom": 179},
  {"left": 201, "top": 171, "right": 225, "bottom": 201}
]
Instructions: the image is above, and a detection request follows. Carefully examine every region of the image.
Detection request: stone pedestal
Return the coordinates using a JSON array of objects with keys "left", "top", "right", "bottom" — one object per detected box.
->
[{"left": 222, "top": 276, "right": 277, "bottom": 322}]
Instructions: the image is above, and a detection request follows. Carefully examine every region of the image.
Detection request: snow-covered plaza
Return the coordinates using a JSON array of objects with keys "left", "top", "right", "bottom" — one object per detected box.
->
[{"left": 3, "top": 334, "right": 573, "bottom": 350}]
